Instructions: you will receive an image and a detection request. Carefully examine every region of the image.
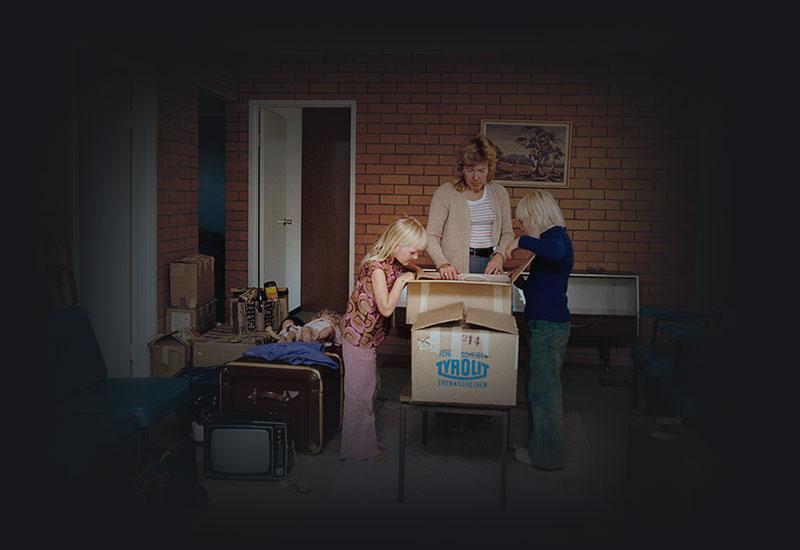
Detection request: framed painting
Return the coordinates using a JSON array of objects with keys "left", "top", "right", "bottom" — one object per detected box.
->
[{"left": 480, "top": 119, "right": 571, "bottom": 188}]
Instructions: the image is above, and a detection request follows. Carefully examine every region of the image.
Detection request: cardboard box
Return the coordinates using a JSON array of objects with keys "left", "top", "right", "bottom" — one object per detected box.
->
[
  {"left": 170, "top": 254, "right": 215, "bottom": 308},
  {"left": 149, "top": 333, "right": 192, "bottom": 377},
  {"left": 404, "top": 257, "right": 532, "bottom": 324},
  {"left": 410, "top": 302, "right": 519, "bottom": 406},
  {"left": 166, "top": 298, "right": 217, "bottom": 334},
  {"left": 191, "top": 325, "right": 266, "bottom": 367}
]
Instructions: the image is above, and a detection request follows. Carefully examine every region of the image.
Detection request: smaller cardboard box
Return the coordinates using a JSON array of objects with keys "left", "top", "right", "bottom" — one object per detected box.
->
[
  {"left": 405, "top": 256, "right": 532, "bottom": 324},
  {"left": 170, "top": 254, "right": 215, "bottom": 308},
  {"left": 411, "top": 301, "right": 519, "bottom": 406},
  {"left": 166, "top": 298, "right": 217, "bottom": 334},
  {"left": 191, "top": 325, "right": 266, "bottom": 367},
  {"left": 149, "top": 333, "right": 192, "bottom": 377}
]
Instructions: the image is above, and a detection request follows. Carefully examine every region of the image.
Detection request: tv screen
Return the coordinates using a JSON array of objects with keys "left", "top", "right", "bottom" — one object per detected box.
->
[
  {"left": 210, "top": 427, "right": 271, "bottom": 475},
  {"left": 204, "top": 417, "right": 292, "bottom": 480}
]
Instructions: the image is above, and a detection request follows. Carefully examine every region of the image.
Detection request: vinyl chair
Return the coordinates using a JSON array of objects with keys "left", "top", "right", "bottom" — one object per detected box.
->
[
  {"left": 630, "top": 307, "right": 705, "bottom": 417},
  {"left": 49, "top": 305, "right": 190, "bottom": 466}
]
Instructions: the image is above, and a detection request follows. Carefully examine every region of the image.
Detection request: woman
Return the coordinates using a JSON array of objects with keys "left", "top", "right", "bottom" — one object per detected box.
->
[
  {"left": 504, "top": 190, "right": 573, "bottom": 470},
  {"left": 426, "top": 134, "right": 515, "bottom": 280},
  {"left": 427, "top": 134, "right": 514, "bottom": 434}
]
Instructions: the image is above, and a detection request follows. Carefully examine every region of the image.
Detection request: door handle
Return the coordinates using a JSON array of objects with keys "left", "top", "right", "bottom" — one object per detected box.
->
[{"left": 276, "top": 219, "right": 293, "bottom": 225}]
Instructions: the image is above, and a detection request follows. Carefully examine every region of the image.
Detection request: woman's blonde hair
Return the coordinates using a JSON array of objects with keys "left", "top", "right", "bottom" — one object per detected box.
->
[
  {"left": 453, "top": 134, "right": 498, "bottom": 192},
  {"left": 516, "top": 190, "right": 566, "bottom": 228},
  {"left": 360, "top": 216, "right": 427, "bottom": 268}
]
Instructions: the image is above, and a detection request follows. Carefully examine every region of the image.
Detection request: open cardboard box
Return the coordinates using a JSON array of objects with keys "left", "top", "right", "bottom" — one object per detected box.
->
[
  {"left": 405, "top": 255, "right": 533, "bottom": 324},
  {"left": 410, "top": 301, "right": 519, "bottom": 406}
]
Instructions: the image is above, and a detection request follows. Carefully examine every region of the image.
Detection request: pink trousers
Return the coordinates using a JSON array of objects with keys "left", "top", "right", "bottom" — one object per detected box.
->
[{"left": 339, "top": 340, "right": 380, "bottom": 461}]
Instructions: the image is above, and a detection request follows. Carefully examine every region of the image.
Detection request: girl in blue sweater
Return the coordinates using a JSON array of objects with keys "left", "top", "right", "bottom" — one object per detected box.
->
[{"left": 504, "top": 190, "right": 574, "bottom": 470}]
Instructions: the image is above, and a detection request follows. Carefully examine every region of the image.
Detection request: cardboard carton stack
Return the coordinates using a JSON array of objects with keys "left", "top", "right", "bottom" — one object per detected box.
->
[
  {"left": 168, "top": 254, "right": 217, "bottom": 334},
  {"left": 405, "top": 259, "right": 532, "bottom": 406},
  {"left": 149, "top": 254, "right": 217, "bottom": 377}
]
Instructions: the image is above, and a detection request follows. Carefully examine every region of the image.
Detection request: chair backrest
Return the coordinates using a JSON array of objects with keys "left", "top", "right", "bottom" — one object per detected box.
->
[{"left": 48, "top": 305, "right": 108, "bottom": 398}]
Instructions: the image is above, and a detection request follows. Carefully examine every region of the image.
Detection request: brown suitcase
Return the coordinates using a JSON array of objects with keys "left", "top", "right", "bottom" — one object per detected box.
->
[{"left": 220, "top": 351, "right": 342, "bottom": 453}]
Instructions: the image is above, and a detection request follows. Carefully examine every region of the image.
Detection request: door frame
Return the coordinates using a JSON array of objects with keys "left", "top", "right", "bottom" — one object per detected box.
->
[{"left": 247, "top": 100, "right": 356, "bottom": 301}]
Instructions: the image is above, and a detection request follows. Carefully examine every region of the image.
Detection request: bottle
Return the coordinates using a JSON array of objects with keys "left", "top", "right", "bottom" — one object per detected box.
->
[
  {"left": 263, "top": 280, "right": 278, "bottom": 302},
  {"left": 255, "top": 286, "right": 266, "bottom": 331}
]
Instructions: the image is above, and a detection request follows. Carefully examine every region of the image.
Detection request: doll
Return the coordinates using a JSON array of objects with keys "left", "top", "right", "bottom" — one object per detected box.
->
[{"left": 266, "top": 315, "right": 305, "bottom": 343}]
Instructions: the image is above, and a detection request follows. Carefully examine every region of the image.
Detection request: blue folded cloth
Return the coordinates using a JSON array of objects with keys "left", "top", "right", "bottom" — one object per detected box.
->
[{"left": 243, "top": 342, "right": 340, "bottom": 369}]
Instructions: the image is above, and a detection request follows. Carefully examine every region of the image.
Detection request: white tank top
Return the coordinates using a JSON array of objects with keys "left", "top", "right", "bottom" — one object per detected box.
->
[{"left": 467, "top": 187, "right": 495, "bottom": 248}]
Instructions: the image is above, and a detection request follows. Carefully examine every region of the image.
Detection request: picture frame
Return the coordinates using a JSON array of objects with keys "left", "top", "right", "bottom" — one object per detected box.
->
[{"left": 480, "top": 119, "right": 572, "bottom": 188}]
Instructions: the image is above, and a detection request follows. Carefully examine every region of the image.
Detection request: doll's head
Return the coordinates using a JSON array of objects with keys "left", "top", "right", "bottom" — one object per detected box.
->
[{"left": 280, "top": 316, "right": 305, "bottom": 332}]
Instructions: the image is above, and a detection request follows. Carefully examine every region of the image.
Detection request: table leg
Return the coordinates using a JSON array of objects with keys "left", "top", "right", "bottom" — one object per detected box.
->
[
  {"left": 398, "top": 403, "right": 406, "bottom": 502},
  {"left": 500, "top": 409, "right": 508, "bottom": 511}
]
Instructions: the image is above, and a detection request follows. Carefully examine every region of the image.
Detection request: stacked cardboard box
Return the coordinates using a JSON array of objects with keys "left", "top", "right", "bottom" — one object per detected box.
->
[
  {"left": 170, "top": 254, "right": 215, "bottom": 309},
  {"left": 150, "top": 254, "right": 217, "bottom": 377},
  {"left": 166, "top": 298, "right": 217, "bottom": 334},
  {"left": 149, "top": 332, "right": 193, "bottom": 378},
  {"left": 192, "top": 325, "right": 266, "bottom": 367},
  {"left": 169, "top": 253, "right": 217, "bottom": 334},
  {"left": 405, "top": 259, "right": 532, "bottom": 406}
]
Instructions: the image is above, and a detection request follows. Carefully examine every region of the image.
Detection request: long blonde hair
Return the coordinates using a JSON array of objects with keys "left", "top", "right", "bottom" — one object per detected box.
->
[
  {"left": 516, "top": 190, "right": 566, "bottom": 228},
  {"left": 360, "top": 216, "right": 427, "bottom": 268}
]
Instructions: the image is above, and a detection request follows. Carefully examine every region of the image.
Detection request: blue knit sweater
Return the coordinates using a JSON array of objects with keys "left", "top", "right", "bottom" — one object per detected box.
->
[{"left": 518, "top": 226, "right": 574, "bottom": 322}]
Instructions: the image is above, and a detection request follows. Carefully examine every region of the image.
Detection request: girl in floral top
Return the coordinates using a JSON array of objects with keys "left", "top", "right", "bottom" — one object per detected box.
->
[{"left": 339, "top": 216, "right": 427, "bottom": 462}]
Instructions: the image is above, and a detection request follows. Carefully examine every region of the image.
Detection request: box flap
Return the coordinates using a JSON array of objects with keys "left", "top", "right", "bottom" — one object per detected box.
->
[
  {"left": 412, "top": 302, "right": 464, "bottom": 330},
  {"left": 149, "top": 332, "right": 190, "bottom": 349},
  {"left": 465, "top": 308, "right": 517, "bottom": 334},
  {"left": 457, "top": 273, "right": 510, "bottom": 283},
  {"left": 508, "top": 253, "right": 535, "bottom": 284}
]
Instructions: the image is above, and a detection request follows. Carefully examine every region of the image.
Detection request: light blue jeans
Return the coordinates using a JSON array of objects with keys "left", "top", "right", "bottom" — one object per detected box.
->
[{"left": 526, "top": 319, "right": 571, "bottom": 469}]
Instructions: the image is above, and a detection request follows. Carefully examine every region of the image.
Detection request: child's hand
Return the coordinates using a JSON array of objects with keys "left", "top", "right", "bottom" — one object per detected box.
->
[
  {"left": 504, "top": 238, "right": 520, "bottom": 260},
  {"left": 398, "top": 271, "right": 416, "bottom": 286}
]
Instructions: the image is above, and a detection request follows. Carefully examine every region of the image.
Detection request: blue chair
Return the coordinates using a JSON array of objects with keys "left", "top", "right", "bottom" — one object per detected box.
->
[
  {"left": 631, "top": 307, "right": 705, "bottom": 417},
  {"left": 49, "top": 305, "right": 190, "bottom": 465}
]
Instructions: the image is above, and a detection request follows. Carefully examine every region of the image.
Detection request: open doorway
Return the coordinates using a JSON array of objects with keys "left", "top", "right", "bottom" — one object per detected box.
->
[
  {"left": 199, "top": 94, "right": 226, "bottom": 322},
  {"left": 249, "top": 101, "right": 355, "bottom": 315}
]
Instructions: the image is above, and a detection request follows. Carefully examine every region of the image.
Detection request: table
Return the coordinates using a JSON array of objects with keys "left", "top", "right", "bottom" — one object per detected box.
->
[{"left": 397, "top": 383, "right": 511, "bottom": 510}]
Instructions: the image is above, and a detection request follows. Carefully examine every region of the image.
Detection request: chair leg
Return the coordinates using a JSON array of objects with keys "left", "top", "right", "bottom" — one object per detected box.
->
[
  {"left": 632, "top": 366, "right": 639, "bottom": 410},
  {"left": 136, "top": 428, "right": 149, "bottom": 468}
]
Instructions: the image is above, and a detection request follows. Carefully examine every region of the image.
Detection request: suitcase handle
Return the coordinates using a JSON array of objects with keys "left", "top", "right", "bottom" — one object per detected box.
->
[{"left": 248, "top": 388, "right": 298, "bottom": 404}]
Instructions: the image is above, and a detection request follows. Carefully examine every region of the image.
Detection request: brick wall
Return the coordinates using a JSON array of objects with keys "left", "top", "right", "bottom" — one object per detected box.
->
[
  {"left": 156, "top": 66, "right": 238, "bottom": 332},
  {"left": 228, "top": 52, "right": 698, "bottom": 318}
]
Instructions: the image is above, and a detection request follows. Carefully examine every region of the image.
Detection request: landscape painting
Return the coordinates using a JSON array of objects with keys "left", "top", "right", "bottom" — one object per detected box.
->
[{"left": 481, "top": 120, "right": 571, "bottom": 188}]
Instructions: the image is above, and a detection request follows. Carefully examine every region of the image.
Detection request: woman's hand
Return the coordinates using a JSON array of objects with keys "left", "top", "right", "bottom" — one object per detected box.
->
[
  {"left": 438, "top": 263, "right": 459, "bottom": 280},
  {"left": 484, "top": 253, "right": 504, "bottom": 275},
  {"left": 504, "top": 238, "right": 520, "bottom": 260}
]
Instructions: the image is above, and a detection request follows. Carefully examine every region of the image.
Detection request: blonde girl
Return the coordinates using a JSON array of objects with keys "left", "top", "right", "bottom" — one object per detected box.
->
[{"left": 339, "top": 216, "right": 427, "bottom": 462}]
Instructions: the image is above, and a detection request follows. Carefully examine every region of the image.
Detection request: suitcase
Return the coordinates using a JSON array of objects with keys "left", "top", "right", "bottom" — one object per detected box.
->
[
  {"left": 220, "top": 350, "right": 342, "bottom": 453},
  {"left": 174, "top": 366, "right": 220, "bottom": 422}
]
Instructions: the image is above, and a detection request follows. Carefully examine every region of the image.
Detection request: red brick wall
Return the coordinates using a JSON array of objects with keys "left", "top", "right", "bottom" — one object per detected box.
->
[
  {"left": 228, "top": 53, "right": 697, "bottom": 319},
  {"left": 156, "top": 68, "right": 238, "bottom": 332}
]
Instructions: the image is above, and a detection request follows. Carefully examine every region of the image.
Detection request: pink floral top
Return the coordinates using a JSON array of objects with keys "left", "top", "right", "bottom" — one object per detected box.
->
[{"left": 341, "top": 259, "right": 405, "bottom": 349}]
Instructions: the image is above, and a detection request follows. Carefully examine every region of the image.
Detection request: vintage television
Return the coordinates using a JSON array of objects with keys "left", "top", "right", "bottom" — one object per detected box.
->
[{"left": 204, "top": 415, "right": 294, "bottom": 480}]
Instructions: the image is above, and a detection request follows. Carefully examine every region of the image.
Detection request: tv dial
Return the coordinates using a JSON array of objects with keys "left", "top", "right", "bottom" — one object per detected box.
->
[{"left": 275, "top": 467, "right": 284, "bottom": 476}]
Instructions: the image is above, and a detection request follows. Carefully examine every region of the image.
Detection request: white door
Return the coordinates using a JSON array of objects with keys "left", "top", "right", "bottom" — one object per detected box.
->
[
  {"left": 258, "top": 108, "right": 302, "bottom": 311},
  {"left": 76, "top": 52, "right": 156, "bottom": 378}
]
